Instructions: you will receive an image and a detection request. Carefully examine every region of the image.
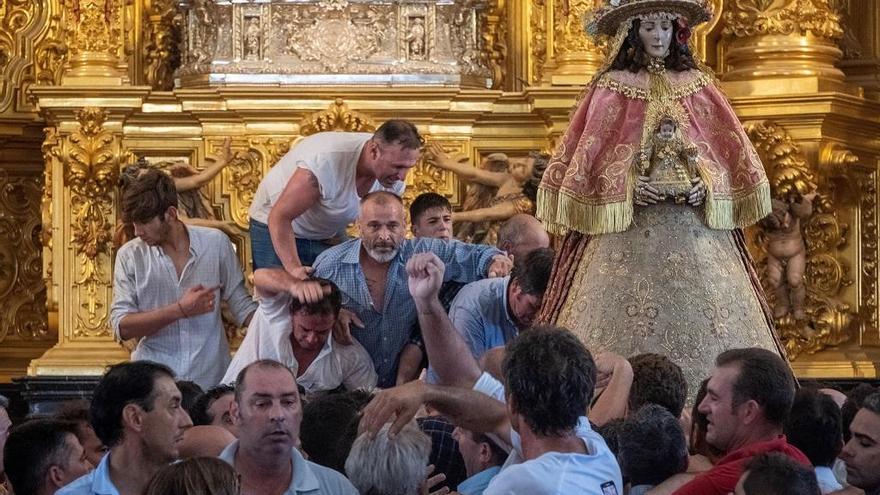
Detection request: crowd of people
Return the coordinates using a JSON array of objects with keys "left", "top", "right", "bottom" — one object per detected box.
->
[{"left": 1, "top": 121, "right": 880, "bottom": 495}]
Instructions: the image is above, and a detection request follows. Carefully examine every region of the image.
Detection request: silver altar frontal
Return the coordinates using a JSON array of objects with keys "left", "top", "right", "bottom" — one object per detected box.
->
[{"left": 179, "top": 0, "right": 494, "bottom": 87}]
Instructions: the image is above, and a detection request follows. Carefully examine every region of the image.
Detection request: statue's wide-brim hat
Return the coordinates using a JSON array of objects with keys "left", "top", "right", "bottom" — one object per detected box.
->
[{"left": 591, "top": 0, "right": 712, "bottom": 36}]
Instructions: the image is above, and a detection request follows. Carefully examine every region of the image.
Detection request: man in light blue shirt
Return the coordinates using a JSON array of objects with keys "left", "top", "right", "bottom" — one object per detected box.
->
[
  {"left": 58, "top": 361, "right": 193, "bottom": 495},
  {"left": 452, "top": 426, "right": 505, "bottom": 495},
  {"left": 429, "top": 247, "right": 552, "bottom": 383},
  {"left": 312, "top": 191, "right": 511, "bottom": 387},
  {"left": 221, "top": 359, "right": 357, "bottom": 495}
]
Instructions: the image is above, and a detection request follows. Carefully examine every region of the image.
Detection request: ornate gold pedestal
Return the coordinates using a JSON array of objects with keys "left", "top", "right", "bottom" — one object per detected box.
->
[{"left": 0, "top": 0, "right": 878, "bottom": 381}]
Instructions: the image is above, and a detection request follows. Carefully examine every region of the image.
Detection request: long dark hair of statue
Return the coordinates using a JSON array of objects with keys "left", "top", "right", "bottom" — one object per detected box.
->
[{"left": 610, "top": 19, "right": 697, "bottom": 72}]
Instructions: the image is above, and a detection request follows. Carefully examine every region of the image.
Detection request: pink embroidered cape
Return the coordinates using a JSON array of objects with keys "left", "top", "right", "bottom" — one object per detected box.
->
[{"left": 537, "top": 68, "right": 771, "bottom": 235}]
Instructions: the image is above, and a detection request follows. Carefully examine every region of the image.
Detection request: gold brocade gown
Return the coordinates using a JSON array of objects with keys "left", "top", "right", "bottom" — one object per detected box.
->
[{"left": 552, "top": 202, "right": 780, "bottom": 398}]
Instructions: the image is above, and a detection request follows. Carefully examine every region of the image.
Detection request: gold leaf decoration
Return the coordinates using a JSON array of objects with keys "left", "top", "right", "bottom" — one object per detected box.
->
[
  {"left": 723, "top": 0, "right": 844, "bottom": 40},
  {"left": 300, "top": 99, "right": 376, "bottom": 136},
  {"left": 143, "top": 0, "right": 181, "bottom": 90},
  {"left": 61, "top": 107, "right": 128, "bottom": 337}
]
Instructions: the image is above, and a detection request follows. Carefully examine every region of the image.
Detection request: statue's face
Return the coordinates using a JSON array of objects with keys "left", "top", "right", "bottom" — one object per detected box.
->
[
  {"left": 638, "top": 19, "right": 674, "bottom": 58},
  {"left": 659, "top": 121, "right": 676, "bottom": 140}
]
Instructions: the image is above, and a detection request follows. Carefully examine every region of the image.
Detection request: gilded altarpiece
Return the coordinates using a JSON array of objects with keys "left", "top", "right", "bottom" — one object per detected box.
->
[{"left": 0, "top": 0, "right": 879, "bottom": 380}]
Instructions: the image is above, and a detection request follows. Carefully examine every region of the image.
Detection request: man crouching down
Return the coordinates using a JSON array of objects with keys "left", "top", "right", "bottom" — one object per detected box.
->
[{"left": 223, "top": 272, "right": 377, "bottom": 393}]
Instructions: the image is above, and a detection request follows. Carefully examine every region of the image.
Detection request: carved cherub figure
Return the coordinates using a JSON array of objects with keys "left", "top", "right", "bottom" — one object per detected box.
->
[
  {"left": 637, "top": 116, "right": 701, "bottom": 205},
  {"left": 759, "top": 193, "right": 818, "bottom": 320}
]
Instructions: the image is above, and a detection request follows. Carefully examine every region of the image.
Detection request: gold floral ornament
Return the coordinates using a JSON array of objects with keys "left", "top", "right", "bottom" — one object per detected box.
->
[
  {"left": 61, "top": 107, "right": 131, "bottom": 337},
  {"left": 722, "top": 0, "right": 843, "bottom": 40},
  {"left": 299, "top": 99, "right": 376, "bottom": 136}
]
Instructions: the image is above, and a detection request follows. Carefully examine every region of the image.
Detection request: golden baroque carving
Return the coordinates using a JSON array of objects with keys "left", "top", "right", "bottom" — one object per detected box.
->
[
  {"left": 64, "top": 0, "right": 123, "bottom": 56},
  {"left": 143, "top": 0, "right": 181, "bottom": 90},
  {"left": 481, "top": 0, "right": 508, "bottom": 89},
  {"left": 745, "top": 120, "right": 852, "bottom": 359},
  {"left": 858, "top": 171, "right": 878, "bottom": 337},
  {"left": 530, "top": 0, "right": 547, "bottom": 84},
  {"left": 274, "top": 0, "right": 392, "bottom": 72},
  {"left": 62, "top": 108, "right": 128, "bottom": 337},
  {"left": 722, "top": 0, "right": 844, "bottom": 40},
  {"left": 402, "top": 141, "right": 463, "bottom": 208},
  {"left": 554, "top": 0, "right": 603, "bottom": 54},
  {"left": 34, "top": 12, "right": 68, "bottom": 86},
  {"left": 41, "top": 127, "right": 59, "bottom": 313},
  {"left": 0, "top": 0, "right": 35, "bottom": 72},
  {"left": 225, "top": 137, "right": 293, "bottom": 229},
  {"left": 0, "top": 170, "right": 49, "bottom": 343},
  {"left": 300, "top": 99, "right": 377, "bottom": 136}
]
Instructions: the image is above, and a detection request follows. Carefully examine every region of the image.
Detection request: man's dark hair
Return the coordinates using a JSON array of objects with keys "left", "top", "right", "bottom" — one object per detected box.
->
[
  {"left": 301, "top": 390, "right": 374, "bottom": 472},
  {"left": 234, "top": 359, "right": 297, "bottom": 402},
  {"left": 289, "top": 278, "right": 342, "bottom": 317},
  {"left": 784, "top": 388, "right": 843, "bottom": 467},
  {"left": 741, "top": 452, "right": 820, "bottom": 495},
  {"left": 610, "top": 18, "right": 698, "bottom": 73},
  {"left": 503, "top": 325, "right": 595, "bottom": 436},
  {"left": 511, "top": 247, "right": 554, "bottom": 296},
  {"left": 628, "top": 353, "right": 688, "bottom": 418},
  {"left": 190, "top": 384, "right": 235, "bottom": 426},
  {"left": 120, "top": 168, "right": 178, "bottom": 224},
  {"left": 469, "top": 431, "right": 507, "bottom": 467},
  {"left": 521, "top": 152, "right": 550, "bottom": 203},
  {"left": 3, "top": 419, "right": 81, "bottom": 495},
  {"left": 715, "top": 348, "right": 795, "bottom": 424},
  {"left": 90, "top": 361, "right": 175, "bottom": 447},
  {"left": 596, "top": 418, "right": 626, "bottom": 457},
  {"left": 175, "top": 380, "right": 204, "bottom": 420},
  {"left": 842, "top": 384, "right": 878, "bottom": 442},
  {"left": 409, "top": 193, "right": 451, "bottom": 226},
  {"left": 374, "top": 120, "right": 424, "bottom": 150},
  {"left": 864, "top": 392, "right": 880, "bottom": 414},
  {"left": 618, "top": 404, "right": 689, "bottom": 486}
]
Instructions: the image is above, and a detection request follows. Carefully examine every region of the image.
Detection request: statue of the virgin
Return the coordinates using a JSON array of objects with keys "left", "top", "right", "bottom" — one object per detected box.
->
[{"left": 537, "top": 0, "right": 786, "bottom": 394}]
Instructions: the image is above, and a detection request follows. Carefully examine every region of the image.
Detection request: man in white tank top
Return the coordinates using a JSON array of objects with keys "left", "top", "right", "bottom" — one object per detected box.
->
[{"left": 248, "top": 120, "right": 422, "bottom": 284}]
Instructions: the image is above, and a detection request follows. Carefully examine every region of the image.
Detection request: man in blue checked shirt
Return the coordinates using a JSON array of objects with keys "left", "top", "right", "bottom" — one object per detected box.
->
[{"left": 312, "top": 191, "right": 512, "bottom": 387}]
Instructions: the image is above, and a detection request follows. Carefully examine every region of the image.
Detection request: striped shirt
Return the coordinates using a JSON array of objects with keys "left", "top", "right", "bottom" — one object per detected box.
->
[
  {"left": 110, "top": 225, "right": 256, "bottom": 389},
  {"left": 313, "top": 237, "right": 500, "bottom": 387}
]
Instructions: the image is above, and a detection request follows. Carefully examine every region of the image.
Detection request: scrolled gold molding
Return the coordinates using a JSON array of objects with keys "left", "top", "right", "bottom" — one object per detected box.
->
[{"left": 722, "top": 0, "right": 843, "bottom": 40}]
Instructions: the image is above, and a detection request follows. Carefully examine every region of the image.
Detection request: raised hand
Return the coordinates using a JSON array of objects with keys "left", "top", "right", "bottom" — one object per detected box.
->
[
  {"left": 406, "top": 253, "right": 446, "bottom": 302},
  {"left": 178, "top": 284, "right": 221, "bottom": 318},
  {"left": 634, "top": 176, "right": 661, "bottom": 206}
]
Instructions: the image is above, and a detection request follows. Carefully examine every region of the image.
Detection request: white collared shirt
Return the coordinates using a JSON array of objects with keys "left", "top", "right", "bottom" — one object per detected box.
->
[
  {"left": 222, "top": 292, "right": 377, "bottom": 392},
  {"left": 218, "top": 440, "right": 358, "bottom": 495},
  {"left": 110, "top": 226, "right": 256, "bottom": 389}
]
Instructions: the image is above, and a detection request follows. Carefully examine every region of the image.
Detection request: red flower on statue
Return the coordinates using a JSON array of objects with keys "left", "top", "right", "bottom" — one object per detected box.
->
[{"left": 676, "top": 18, "right": 692, "bottom": 45}]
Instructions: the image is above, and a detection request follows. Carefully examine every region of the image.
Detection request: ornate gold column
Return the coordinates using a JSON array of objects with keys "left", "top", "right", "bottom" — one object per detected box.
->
[
  {"left": 532, "top": 0, "right": 607, "bottom": 86},
  {"left": 28, "top": 107, "right": 134, "bottom": 375},
  {"left": 720, "top": 0, "right": 845, "bottom": 95},
  {"left": 61, "top": 0, "right": 128, "bottom": 85}
]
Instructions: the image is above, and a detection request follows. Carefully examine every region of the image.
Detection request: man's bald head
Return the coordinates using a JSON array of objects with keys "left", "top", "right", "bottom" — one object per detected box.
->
[{"left": 497, "top": 214, "right": 550, "bottom": 262}]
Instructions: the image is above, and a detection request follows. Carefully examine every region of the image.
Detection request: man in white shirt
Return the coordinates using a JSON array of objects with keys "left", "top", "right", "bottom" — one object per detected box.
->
[
  {"left": 220, "top": 359, "right": 358, "bottom": 495},
  {"left": 360, "top": 253, "right": 624, "bottom": 495},
  {"left": 110, "top": 170, "right": 256, "bottom": 389},
  {"left": 222, "top": 270, "right": 377, "bottom": 393},
  {"left": 249, "top": 120, "right": 422, "bottom": 274}
]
